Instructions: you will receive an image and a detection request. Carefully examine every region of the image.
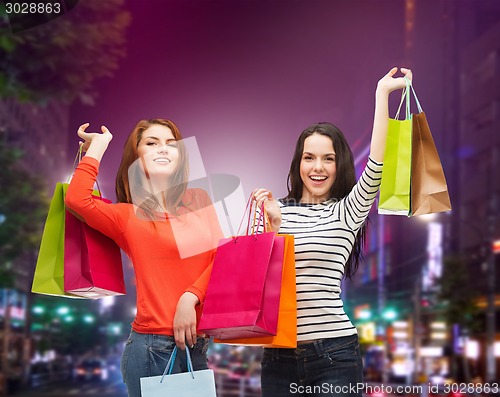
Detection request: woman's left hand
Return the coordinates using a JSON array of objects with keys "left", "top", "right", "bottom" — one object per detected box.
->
[
  {"left": 376, "top": 67, "right": 413, "bottom": 94},
  {"left": 173, "top": 292, "right": 199, "bottom": 350},
  {"left": 253, "top": 188, "right": 282, "bottom": 232},
  {"left": 369, "top": 66, "right": 415, "bottom": 163}
]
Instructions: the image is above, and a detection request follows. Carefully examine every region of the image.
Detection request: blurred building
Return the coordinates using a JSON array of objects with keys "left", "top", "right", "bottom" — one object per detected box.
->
[
  {"left": 458, "top": 7, "right": 500, "bottom": 383},
  {"left": 0, "top": 98, "right": 70, "bottom": 390},
  {"left": 345, "top": 0, "right": 500, "bottom": 384}
]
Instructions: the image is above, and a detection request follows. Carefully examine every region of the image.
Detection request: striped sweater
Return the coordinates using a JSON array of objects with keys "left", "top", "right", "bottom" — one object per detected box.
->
[{"left": 278, "top": 157, "right": 383, "bottom": 341}]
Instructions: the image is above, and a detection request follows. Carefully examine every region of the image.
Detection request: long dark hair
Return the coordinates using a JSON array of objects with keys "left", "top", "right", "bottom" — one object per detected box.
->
[{"left": 284, "top": 122, "right": 367, "bottom": 279}]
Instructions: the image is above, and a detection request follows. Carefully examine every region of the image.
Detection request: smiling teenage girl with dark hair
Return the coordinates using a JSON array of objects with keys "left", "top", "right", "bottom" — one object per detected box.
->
[{"left": 253, "top": 67, "right": 413, "bottom": 397}]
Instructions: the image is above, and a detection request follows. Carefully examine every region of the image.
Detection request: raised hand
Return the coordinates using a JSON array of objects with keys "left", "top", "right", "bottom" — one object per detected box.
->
[
  {"left": 77, "top": 123, "right": 113, "bottom": 152},
  {"left": 369, "top": 67, "right": 415, "bottom": 163},
  {"left": 76, "top": 123, "right": 113, "bottom": 162},
  {"left": 377, "top": 67, "right": 413, "bottom": 94}
]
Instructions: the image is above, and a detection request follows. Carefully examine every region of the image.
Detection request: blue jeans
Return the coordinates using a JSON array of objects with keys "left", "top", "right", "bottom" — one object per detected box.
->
[
  {"left": 120, "top": 330, "right": 210, "bottom": 397},
  {"left": 261, "top": 334, "right": 363, "bottom": 396}
]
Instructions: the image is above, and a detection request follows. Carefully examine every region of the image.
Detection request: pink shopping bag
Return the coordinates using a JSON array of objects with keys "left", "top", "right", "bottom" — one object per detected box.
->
[
  {"left": 64, "top": 195, "right": 126, "bottom": 299},
  {"left": 198, "top": 199, "right": 284, "bottom": 339}
]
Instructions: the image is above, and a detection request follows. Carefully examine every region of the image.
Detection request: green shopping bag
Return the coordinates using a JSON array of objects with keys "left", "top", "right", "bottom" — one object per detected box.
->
[
  {"left": 31, "top": 183, "right": 81, "bottom": 298},
  {"left": 378, "top": 80, "right": 412, "bottom": 216}
]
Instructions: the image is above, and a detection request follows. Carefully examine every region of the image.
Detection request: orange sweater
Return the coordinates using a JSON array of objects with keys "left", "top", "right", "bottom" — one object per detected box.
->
[{"left": 65, "top": 156, "right": 223, "bottom": 336}]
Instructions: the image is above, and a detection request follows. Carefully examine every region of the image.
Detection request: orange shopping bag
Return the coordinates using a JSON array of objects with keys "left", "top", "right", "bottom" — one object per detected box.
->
[{"left": 214, "top": 233, "right": 296, "bottom": 348}]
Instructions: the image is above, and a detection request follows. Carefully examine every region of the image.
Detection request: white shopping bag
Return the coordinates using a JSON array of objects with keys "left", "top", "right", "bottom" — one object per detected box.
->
[{"left": 140, "top": 346, "right": 217, "bottom": 397}]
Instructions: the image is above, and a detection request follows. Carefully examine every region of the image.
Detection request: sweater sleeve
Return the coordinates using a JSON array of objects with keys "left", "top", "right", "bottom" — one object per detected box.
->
[
  {"left": 65, "top": 156, "right": 128, "bottom": 245},
  {"left": 339, "top": 157, "right": 383, "bottom": 231},
  {"left": 184, "top": 189, "right": 224, "bottom": 304},
  {"left": 185, "top": 250, "right": 217, "bottom": 305}
]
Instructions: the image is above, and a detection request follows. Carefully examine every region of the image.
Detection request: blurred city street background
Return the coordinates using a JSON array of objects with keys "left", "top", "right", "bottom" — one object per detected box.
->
[{"left": 1, "top": 0, "right": 500, "bottom": 396}]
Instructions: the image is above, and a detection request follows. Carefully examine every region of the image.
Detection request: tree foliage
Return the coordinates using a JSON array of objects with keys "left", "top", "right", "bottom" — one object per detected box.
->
[
  {"left": 0, "top": 133, "right": 50, "bottom": 286},
  {"left": 0, "top": 0, "right": 130, "bottom": 104}
]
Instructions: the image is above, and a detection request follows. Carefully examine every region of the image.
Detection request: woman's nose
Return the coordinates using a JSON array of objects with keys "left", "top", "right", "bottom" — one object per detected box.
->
[
  {"left": 157, "top": 144, "right": 169, "bottom": 153},
  {"left": 313, "top": 159, "right": 323, "bottom": 171}
]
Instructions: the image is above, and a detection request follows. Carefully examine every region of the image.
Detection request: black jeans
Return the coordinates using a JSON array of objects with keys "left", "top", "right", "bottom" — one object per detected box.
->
[{"left": 261, "top": 334, "right": 364, "bottom": 396}]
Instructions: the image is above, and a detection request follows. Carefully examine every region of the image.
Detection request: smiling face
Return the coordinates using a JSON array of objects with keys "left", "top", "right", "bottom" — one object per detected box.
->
[
  {"left": 299, "top": 133, "right": 336, "bottom": 203},
  {"left": 137, "top": 124, "right": 179, "bottom": 178}
]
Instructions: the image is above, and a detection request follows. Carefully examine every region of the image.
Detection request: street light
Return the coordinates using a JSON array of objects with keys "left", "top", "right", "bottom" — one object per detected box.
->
[
  {"left": 493, "top": 240, "right": 500, "bottom": 254},
  {"left": 32, "top": 306, "right": 45, "bottom": 315},
  {"left": 63, "top": 315, "right": 74, "bottom": 323},
  {"left": 83, "top": 315, "right": 95, "bottom": 324},
  {"left": 56, "top": 306, "right": 69, "bottom": 316},
  {"left": 358, "top": 309, "right": 372, "bottom": 321},
  {"left": 383, "top": 308, "right": 398, "bottom": 321}
]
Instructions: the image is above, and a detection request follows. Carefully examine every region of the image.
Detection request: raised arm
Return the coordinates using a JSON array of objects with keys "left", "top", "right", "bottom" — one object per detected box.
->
[
  {"left": 65, "top": 123, "right": 125, "bottom": 242},
  {"left": 369, "top": 67, "right": 412, "bottom": 163}
]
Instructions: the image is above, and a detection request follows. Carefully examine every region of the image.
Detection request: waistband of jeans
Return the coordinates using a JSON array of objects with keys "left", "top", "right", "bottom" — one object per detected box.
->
[
  {"left": 130, "top": 330, "right": 210, "bottom": 344},
  {"left": 265, "top": 334, "right": 358, "bottom": 358}
]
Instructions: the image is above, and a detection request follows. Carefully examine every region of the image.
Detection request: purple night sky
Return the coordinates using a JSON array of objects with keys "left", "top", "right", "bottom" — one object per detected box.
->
[{"left": 69, "top": 0, "right": 408, "bottom": 200}]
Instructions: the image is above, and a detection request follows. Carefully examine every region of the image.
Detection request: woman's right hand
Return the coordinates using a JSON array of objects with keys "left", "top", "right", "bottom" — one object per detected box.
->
[
  {"left": 77, "top": 123, "right": 113, "bottom": 162},
  {"left": 78, "top": 123, "right": 113, "bottom": 151},
  {"left": 253, "top": 188, "right": 282, "bottom": 232}
]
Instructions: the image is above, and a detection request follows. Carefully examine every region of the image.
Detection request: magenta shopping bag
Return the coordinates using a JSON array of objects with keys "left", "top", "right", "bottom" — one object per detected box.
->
[
  {"left": 198, "top": 200, "right": 284, "bottom": 339},
  {"left": 64, "top": 194, "right": 126, "bottom": 299}
]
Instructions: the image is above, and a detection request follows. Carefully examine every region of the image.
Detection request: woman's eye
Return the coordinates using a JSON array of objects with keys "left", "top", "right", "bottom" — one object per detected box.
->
[
  {"left": 326, "top": 157, "right": 335, "bottom": 162},
  {"left": 146, "top": 142, "right": 157, "bottom": 146},
  {"left": 303, "top": 156, "right": 313, "bottom": 160},
  {"left": 167, "top": 143, "right": 177, "bottom": 148}
]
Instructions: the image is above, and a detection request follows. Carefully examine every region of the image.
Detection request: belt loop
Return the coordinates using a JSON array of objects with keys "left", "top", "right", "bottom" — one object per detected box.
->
[
  {"left": 313, "top": 339, "right": 324, "bottom": 356},
  {"left": 294, "top": 346, "right": 307, "bottom": 355}
]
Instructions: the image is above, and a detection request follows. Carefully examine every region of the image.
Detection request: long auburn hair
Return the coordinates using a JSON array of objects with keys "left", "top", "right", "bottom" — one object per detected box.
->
[
  {"left": 115, "top": 119, "right": 189, "bottom": 217},
  {"left": 283, "top": 122, "right": 367, "bottom": 279}
]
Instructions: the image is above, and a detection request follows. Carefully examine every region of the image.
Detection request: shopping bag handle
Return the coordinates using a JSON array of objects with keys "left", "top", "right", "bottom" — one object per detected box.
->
[
  {"left": 250, "top": 200, "right": 267, "bottom": 235},
  {"left": 394, "top": 77, "right": 423, "bottom": 120},
  {"left": 251, "top": 203, "right": 271, "bottom": 235},
  {"left": 160, "top": 345, "right": 195, "bottom": 383},
  {"left": 395, "top": 78, "right": 410, "bottom": 120},
  {"left": 408, "top": 79, "right": 423, "bottom": 113},
  {"left": 235, "top": 195, "right": 267, "bottom": 237},
  {"left": 67, "top": 145, "right": 103, "bottom": 198}
]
